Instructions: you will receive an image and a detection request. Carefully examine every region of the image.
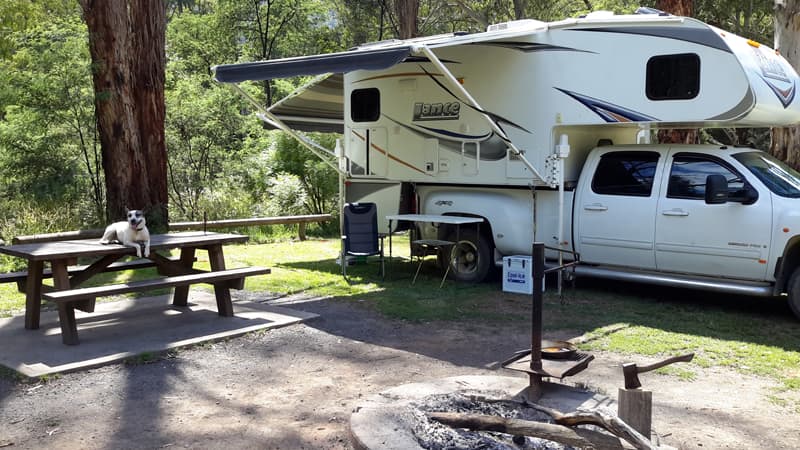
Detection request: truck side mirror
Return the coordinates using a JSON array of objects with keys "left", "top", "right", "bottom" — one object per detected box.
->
[{"left": 705, "top": 174, "right": 728, "bottom": 204}]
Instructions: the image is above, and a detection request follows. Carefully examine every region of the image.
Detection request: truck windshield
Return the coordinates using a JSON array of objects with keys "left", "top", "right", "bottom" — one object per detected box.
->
[{"left": 733, "top": 151, "right": 800, "bottom": 198}]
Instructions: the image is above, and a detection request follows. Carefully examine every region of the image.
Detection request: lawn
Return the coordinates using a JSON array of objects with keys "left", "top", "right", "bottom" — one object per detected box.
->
[{"left": 1, "top": 236, "right": 799, "bottom": 403}]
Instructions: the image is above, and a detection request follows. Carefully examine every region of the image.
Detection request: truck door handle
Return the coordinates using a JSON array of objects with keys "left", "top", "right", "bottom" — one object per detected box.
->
[
  {"left": 662, "top": 209, "right": 689, "bottom": 217},
  {"left": 583, "top": 203, "right": 608, "bottom": 211}
]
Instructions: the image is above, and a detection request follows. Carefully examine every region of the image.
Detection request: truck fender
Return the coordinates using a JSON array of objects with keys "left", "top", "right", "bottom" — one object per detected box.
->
[{"left": 775, "top": 235, "right": 800, "bottom": 294}]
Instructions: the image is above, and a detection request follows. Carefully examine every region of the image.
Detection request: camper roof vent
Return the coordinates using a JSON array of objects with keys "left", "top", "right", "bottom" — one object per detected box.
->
[{"left": 487, "top": 19, "right": 546, "bottom": 32}]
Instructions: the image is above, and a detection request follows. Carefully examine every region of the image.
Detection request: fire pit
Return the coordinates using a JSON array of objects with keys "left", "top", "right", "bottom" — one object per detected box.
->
[{"left": 349, "top": 375, "right": 615, "bottom": 450}]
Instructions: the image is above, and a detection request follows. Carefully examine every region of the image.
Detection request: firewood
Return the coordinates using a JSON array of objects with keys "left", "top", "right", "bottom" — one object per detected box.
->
[
  {"left": 428, "top": 412, "right": 625, "bottom": 450},
  {"left": 524, "top": 402, "right": 657, "bottom": 450},
  {"left": 466, "top": 396, "right": 658, "bottom": 450}
]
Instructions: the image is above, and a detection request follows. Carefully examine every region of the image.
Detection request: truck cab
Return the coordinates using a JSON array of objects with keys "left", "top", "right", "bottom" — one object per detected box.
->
[{"left": 573, "top": 144, "right": 800, "bottom": 317}]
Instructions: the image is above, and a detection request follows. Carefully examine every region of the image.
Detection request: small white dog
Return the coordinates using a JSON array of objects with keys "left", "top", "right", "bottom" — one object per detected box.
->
[{"left": 100, "top": 209, "right": 151, "bottom": 258}]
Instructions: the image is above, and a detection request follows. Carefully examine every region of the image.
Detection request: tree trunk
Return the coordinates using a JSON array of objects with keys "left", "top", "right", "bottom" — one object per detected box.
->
[
  {"left": 771, "top": 0, "right": 800, "bottom": 170},
  {"left": 395, "top": 0, "right": 419, "bottom": 39},
  {"left": 80, "top": 0, "right": 169, "bottom": 231},
  {"left": 656, "top": 0, "right": 693, "bottom": 16},
  {"left": 513, "top": 0, "right": 527, "bottom": 20}
]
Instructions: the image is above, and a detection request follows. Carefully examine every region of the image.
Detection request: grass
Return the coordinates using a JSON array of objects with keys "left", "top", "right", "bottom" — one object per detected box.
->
[{"left": 2, "top": 236, "right": 800, "bottom": 401}]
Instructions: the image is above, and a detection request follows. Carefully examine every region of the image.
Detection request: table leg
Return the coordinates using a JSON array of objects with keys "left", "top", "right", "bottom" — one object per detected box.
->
[
  {"left": 24, "top": 260, "right": 44, "bottom": 330},
  {"left": 52, "top": 260, "right": 82, "bottom": 345},
  {"left": 57, "top": 303, "right": 79, "bottom": 346},
  {"left": 207, "top": 245, "right": 234, "bottom": 317},
  {"left": 388, "top": 220, "right": 393, "bottom": 261},
  {"left": 171, "top": 247, "right": 197, "bottom": 307}
]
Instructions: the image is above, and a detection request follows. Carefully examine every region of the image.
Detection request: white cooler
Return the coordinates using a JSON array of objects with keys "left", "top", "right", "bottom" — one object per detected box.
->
[{"left": 502, "top": 255, "right": 544, "bottom": 294}]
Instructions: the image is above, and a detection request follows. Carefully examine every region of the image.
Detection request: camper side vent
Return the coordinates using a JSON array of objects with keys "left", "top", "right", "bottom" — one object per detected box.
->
[{"left": 487, "top": 19, "right": 545, "bottom": 32}]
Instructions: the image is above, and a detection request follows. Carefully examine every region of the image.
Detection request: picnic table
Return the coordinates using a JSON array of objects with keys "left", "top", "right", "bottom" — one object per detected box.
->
[{"left": 0, "top": 231, "right": 269, "bottom": 345}]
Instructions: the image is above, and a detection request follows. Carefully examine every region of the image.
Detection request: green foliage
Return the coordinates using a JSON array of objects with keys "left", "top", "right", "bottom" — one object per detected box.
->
[
  {"left": 0, "top": 14, "right": 104, "bottom": 224},
  {"left": 165, "top": 75, "right": 254, "bottom": 220},
  {"left": 694, "top": 0, "right": 773, "bottom": 44},
  {"left": 166, "top": 9, "right": 238, "bottom": 78},
  {"left": 268, "top": 132, "right": 339, "bottom": 216},
  {"left": 265, "top": 172, "right": 308, "bottom": 216},
  {"left": 0, "top": 201, "right": 87, "bottom": 272}
]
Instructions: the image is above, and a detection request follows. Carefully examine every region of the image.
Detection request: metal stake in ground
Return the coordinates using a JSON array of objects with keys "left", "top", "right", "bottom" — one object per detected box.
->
[{"left": 528, "top": 242, "right": 545, "bottom": 400}]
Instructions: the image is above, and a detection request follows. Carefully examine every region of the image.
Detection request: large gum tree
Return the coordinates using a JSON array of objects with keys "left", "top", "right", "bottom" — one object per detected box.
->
[
  {"left": 79, "top": 0, "right": 169, "bottom": 230},
  {"left": 771, "top": 0, "right": 800, "bottom": 169}
]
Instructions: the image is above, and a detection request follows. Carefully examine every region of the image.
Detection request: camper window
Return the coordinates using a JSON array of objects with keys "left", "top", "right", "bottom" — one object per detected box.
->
[
  {"left": 646, "top": 53, "right": 700, "bottom": 100},
  {"left": 351, "top": 88, "right": 380, "bottom": 122},
  {"left": 591, "top": 151, "right": 660, "bottom": 197}
]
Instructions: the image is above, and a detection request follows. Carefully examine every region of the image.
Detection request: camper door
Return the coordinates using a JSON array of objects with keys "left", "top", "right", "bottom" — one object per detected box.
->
[{"left": 347, "top": 127, "right": 388, "bottom": 177}]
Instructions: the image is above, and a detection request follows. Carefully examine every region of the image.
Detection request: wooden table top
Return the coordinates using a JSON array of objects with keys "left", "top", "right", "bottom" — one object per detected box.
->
[{"left": 0, "top": 231, "right": 249, "bottom": 261}]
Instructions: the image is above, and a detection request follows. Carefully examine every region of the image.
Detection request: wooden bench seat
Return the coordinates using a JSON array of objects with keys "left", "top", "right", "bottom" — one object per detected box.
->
[
  {"left": 0, "top": 258, "right": 184, "bottom": 290},
  {"left": 43, "top": 266, "right": 270, "bottom": 345}
]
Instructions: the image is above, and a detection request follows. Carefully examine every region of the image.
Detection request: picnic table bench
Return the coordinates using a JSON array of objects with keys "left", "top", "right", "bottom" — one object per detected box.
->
[{"left": 0, "top": 231, "right": 270, "bottom": 345}]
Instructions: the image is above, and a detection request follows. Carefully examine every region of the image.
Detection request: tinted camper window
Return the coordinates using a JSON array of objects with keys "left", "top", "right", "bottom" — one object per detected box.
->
[
  {"left": 646, "top": 53, "right": 700, "bottom": 100},
  {"left": 592, "top": 151, "right": 660, "bottom": 196},
  {"left": 351, "top": 88, "right": 380, "bottom": 122}
]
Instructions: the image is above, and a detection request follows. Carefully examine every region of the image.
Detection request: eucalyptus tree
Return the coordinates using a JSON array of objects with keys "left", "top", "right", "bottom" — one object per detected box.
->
[
  {"left": 80, "top": 0, "right": 169, "bottom": 228},
  {"left": 770, "top": 0, "right": 800, "bottom": 169}
]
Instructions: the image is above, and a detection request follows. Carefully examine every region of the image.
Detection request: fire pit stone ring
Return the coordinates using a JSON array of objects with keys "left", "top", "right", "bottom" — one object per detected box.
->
[{"left": 349, "top": 375, "right": 617, "bottom": 450}]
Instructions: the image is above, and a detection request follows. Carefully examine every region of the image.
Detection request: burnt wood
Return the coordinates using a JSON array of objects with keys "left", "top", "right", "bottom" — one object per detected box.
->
[{"left": 428, "top": 412, "right": 625, "bottom": 450}]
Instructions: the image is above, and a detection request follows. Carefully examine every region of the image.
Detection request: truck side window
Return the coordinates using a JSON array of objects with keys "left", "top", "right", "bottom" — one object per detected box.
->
[
  {"left": 667, "top": 155, "right": 746, "bottom": 200},
  {"left": 592, "top": 151, "right": 660, "bottom": 196},
  {"left": 351, "top": 88, "right": 380, "bottom": 122}
]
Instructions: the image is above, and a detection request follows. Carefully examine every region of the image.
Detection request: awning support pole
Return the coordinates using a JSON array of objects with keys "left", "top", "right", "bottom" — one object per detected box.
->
[
  {"left": 228, "top": 84, "right": 345, "bottom": 176},
  {"left": 415, "top": 45, "right": 546, "bottom": 182}
]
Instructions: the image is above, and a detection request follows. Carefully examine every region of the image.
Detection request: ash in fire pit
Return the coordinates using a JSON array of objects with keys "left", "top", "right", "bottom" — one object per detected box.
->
[
  {"left": 349, "top": 375, "right": 616, "bottom": 450},
  {"left": 410, "top": 393, "right": 573, "bottom": 449}
]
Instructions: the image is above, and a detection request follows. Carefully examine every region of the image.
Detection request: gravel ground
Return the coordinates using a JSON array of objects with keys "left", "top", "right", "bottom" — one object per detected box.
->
[{"left": 0, "top": 295, "right": 797, "bottom": 449}]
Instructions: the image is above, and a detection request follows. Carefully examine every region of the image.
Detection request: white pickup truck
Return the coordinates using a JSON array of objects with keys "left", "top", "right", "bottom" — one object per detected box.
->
[
  {"left": 575, "top": 144, "right": 800, "bottom": 315},
  {"left": 419, "top": 143, "right": 800, "bottom": 319}
]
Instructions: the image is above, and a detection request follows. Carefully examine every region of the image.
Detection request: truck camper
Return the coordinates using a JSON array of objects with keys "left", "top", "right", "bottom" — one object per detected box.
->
[{"left": 213, "top": 9, "right": 800, "bottom": 318}]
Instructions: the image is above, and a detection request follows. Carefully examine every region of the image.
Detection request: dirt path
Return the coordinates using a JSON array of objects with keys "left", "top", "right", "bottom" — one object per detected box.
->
[{"left": 0, "top": 295, "right": 797, "bottom": 449}]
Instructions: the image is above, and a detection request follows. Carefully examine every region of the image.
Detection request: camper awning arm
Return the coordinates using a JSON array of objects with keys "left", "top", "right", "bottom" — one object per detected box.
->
[
  {"left": 413, "top": 45, "right": 545, "bottom": 182},
  {"left": 229, "top": 83, "right": 344, "bottom": 176}
]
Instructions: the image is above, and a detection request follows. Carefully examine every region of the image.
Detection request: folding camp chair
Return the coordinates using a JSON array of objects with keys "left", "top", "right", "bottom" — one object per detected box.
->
[{"left": 341, "top": 202, "right": 385, "bottom": 280}]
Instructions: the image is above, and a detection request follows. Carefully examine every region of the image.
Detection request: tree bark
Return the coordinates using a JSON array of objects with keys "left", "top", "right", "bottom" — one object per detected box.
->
[
  {"left": 395, "top": 0, "right": 419, "bottom": 39},
  {"left": 656, "top": 0, "right": 693, "bottom": 16},
  {"left": 80, "top": 0, "right": 169, "bottom": 231},
  {"left": 771, "top": 0, "right": 800, "bottom": 170}
]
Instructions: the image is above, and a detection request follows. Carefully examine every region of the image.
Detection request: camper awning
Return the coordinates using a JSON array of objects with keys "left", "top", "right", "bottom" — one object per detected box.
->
[
  {"left": 212, "top": 46, "right": 413, "bottom": 83},
  {"left": 213, "top": 46, "right": 413, "bottom": 133},
  {"left": 266, "top": 74, "right": 344, "bottom": 133}
]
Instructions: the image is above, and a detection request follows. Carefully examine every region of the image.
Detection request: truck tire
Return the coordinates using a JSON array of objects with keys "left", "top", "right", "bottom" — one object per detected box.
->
[
  {"left": 787, "top": 267, "right": 800, "bottom": 320},
  {"left": 442, "top": 228, "right": 491, "bottom": 283}
]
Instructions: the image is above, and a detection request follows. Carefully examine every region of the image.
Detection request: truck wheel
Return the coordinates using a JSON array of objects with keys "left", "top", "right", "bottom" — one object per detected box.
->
[
  {"left": 787, "top": 268, "right": 800, "bottom": 320},
  {"left": 442, "top": 228, "right": 491, "bottom": 283}
]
